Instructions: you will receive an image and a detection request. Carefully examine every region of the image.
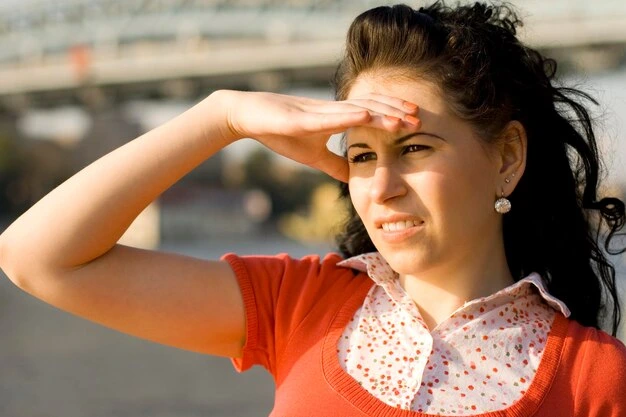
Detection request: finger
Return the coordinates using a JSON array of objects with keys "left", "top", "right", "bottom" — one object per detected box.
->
[
  {"left": 381, "top": 115, "right": 403, "bottom": 132},
  {"left": 359, "top": 113, "right": 422, "bottom": 132},
  {"left": 310, "top": 93, "right": 418, "bottom": 115},
  {"left": 319, "top": 100, "right": 414, "bottom": 121},
  {"left": 343, "top": 95, "right": 419, "bottom": 116},
  {"left": 297, "top": 93, "right": 419, "bottom": 118},
  {"left": 298, "top": 109, "right": 420, "bottom": 137},
  {"left": 360, "top": 93, "right": 420, "bottom": 113},
  {"left": 300, "top": 111, "right": 371, "bottom": 134}
]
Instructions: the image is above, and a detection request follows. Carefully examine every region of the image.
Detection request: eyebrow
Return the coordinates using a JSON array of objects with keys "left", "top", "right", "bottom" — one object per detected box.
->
[{"left": 347, "top": 132, "right": 446, "bottom": 150}]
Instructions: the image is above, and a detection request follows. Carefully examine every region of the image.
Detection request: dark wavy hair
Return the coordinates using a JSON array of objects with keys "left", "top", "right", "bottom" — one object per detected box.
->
[{"left": 332, "top": 1, "right": 626, "bottom": 336}]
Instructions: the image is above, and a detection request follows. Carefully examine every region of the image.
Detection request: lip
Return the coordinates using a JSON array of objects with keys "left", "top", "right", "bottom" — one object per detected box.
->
[
  {"left": 374, "top": 215, "right": 425, "bottom": 244},
  {"left": 374, "top": 214, "right": 424, "bottom": 229}
]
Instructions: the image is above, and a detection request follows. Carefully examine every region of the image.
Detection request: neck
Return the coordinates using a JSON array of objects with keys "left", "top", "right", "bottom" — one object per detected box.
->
[{"left": 399, "top": 238, "right": 514, "bottom": 331}]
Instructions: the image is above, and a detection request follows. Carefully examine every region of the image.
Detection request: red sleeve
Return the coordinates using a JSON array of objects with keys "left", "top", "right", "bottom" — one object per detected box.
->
[
  {"left": 573, "top": 327, "right": 626, "bottom": 416},
  {"left": 221, "top": 252, "right": 348, "bottom": 375}
]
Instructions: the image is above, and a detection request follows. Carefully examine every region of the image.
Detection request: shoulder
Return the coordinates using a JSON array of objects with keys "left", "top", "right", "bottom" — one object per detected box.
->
[
  {"left": 222, "top": 251, "right": 359, "bottom": 281},
  {"left": 563, "top": 320, "right": 626, "bottom": 412},
  {"left": 223, "top": 252, "right": 372, "bottom": 373},
  {"left": 566, "top": 320, "right": 626, "bottom": 365},
  {"left": 221, "top": 251, "right": 368, "bottom": 299}
]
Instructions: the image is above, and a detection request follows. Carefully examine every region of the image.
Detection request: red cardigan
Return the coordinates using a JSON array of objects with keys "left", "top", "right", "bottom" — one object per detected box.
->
[{"left": 223, "top": 252, "right": 626, "bottom": 417}]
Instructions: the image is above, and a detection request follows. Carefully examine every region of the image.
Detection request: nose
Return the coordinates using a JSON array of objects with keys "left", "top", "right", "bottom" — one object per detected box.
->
[{"left": 368, "top": 163, "right": 407, "bottom": 204}]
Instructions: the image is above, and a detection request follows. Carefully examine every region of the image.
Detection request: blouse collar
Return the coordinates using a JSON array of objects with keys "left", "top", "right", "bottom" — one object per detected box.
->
[{"left": 337, "top": 252, "right": 571, "bottom": 317}]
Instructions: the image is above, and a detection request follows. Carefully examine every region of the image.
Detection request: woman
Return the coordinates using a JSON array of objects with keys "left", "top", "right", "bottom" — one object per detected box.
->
[{"left": 1, "top": 2, "right": 625, "bottom": 416}]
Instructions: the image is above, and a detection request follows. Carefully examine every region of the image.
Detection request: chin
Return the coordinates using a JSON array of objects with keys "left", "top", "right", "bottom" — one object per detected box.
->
[{"left": 376, "top": 246, "right": 433, "bottom": 276}]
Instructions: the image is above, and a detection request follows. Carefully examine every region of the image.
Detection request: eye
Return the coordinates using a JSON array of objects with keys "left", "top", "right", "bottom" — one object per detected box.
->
[
  {"left": 348, "top": 152, "right": 376, "bottom": 164},
  {"left": 402, "top": 144, "right": 431, "bottom": 154}
]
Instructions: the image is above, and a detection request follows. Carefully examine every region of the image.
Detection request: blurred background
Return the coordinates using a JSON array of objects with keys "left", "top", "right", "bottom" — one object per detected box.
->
[{"left": 0, "top": 0, "right": 625, "bottom": 416}]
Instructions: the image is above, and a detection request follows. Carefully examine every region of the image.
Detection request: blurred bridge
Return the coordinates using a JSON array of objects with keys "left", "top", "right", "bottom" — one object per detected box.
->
[{"left": 0, "top": 0, "right": 625, "bottom": 109}]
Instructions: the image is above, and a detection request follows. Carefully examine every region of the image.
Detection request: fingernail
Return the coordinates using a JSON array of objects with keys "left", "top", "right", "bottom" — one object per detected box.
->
[
  {"left": 385, "top": 115, "right": 401, "bottom": 122},
  {"left": 405, "top": 115, "right": 420, "bottom": 126},
  {"left": 403, "top": 101, "right": 418, "bottom": 111}
]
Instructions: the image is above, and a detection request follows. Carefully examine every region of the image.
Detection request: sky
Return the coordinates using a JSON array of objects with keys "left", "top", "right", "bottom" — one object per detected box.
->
[{"left": 578, "top": 70, "right": 626, "bottom": 187}]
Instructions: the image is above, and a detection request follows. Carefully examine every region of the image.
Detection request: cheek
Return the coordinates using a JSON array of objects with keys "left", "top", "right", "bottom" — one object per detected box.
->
[
  {"left": 348, "top": 178, "right": 367, "bottom": 218},
  {"left": 459, "top": 151, "right": 498, "bottom": 207},
  {"left": 432, "top": 150, "right": 497, "bottom": 225},
  {"left": 420, "top": 148, "right": 495, "bottom": 213},
  {"left": 408, "top": 173, "right": 455, "bottom": 226},
  {"left": 348, "top": 177, "right": 382, "bottom": 238}
]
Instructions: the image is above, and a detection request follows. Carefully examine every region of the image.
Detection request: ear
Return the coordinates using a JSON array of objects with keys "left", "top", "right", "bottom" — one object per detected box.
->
[{"left": 494, "top": 120, "right": 527, "bottom": 197}]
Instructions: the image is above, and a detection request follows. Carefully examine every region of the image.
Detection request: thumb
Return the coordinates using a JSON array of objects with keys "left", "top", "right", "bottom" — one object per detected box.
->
[{"left": 314, "top": 150, "right": 349, "bottom": 183}]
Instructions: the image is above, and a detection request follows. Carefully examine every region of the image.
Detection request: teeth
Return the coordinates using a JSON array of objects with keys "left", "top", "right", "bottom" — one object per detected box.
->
[{"left": 381, "top": 220, "right": 421, "bottom": 232}]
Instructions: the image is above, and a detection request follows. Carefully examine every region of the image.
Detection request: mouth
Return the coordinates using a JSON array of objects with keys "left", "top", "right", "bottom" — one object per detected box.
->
[
  {"left": 374, "top": 216, "right": 424, "bottom": 243},
  {"left": 380, "top": 220, "right": 423, "bottom": 232}
]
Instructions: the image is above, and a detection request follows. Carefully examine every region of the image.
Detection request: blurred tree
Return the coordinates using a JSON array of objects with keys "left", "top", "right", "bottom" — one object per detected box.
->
[
  {"left": 278, "top": 182, "right": 347, "bottom": 244},
  {"left": 72, "top": 108, "right": 142, "bottom": 172},
  {"left": 241, "top": 148, "right": 329, "bottom": 221},
  {"left": 0, "top": 132, "right": 23, "bottom": 218},
  {"left": 20, "top": 140, "right": 73, "bottom": 206},
  {"left": 0, "top": 111, "right": 76, "bottom": 221},
  {"left": 0, "top": 137, "right": 73, "bottom": 220}
]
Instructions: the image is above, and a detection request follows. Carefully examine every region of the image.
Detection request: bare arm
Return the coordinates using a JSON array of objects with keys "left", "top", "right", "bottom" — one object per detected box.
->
[
  {"left": 0, "top": 90, "right": 418, "bottom": 357},
  {"left": 0, "top": 91, "right": 247, "bottom": 356}
]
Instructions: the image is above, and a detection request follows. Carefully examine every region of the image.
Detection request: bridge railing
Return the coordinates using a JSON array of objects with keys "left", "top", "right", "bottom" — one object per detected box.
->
[
  {"left": 0, "top": 0, "right": 624, "bottom": 98},
  {"left": 2, "top": 0, "right": 626, "bottom": 62}
]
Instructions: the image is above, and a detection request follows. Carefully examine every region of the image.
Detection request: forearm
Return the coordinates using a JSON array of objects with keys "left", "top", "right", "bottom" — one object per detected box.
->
[{"left": 0, "top": 91, "right": 236, "bottom": 279}]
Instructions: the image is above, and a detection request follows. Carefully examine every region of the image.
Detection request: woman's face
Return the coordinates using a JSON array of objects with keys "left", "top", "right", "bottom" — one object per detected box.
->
[{"left": 346, "top": 75, "right": 503, "bottom": 276}]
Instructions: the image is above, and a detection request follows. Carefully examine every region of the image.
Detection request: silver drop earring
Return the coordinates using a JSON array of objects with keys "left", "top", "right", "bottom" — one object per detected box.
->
[
  {"left": 494, "top": 173, "right": 515, "bottom": 214},
  {"left": 494, "top": 192, "right": 511, "bottom": 214}
]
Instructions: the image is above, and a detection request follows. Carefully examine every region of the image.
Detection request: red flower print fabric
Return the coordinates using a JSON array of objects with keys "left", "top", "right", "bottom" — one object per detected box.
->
[{"left": 336, "top": 253, "right": 570, "bottom": 415}]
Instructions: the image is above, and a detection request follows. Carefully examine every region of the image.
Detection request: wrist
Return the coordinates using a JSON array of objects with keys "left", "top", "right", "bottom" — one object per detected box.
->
[{"left": 204, "top": 89, "right": 245, "bottom": 146}]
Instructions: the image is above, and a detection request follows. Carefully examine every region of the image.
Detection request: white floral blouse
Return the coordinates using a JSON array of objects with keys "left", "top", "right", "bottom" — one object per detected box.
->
[{"left": 336, "top": 252, "right": 570, "bottom": 415}]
